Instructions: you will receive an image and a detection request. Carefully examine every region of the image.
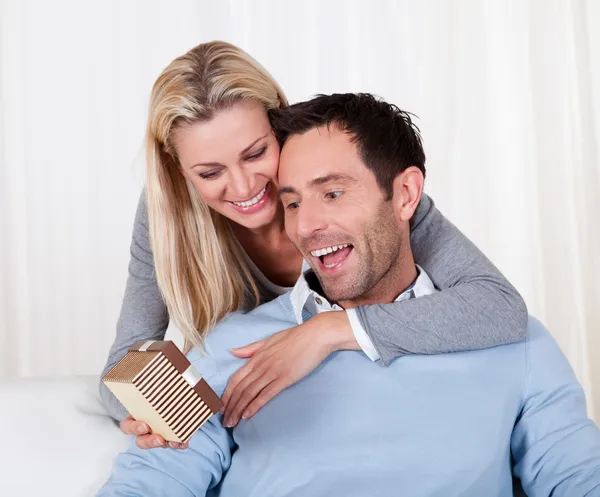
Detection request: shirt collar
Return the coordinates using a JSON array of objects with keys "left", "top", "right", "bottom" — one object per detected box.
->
[{"left": 289, "top": 262, "right": 436, "bottom": 325}]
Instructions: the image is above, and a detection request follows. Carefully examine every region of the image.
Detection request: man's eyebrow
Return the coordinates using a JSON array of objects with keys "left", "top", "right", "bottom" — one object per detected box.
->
[
  {"left": 279, "top": 173, "right": 357, "bottom": 196},
  {"left": 191, "top": 134, "right": 268, "bottom": 169},
  {"left": 279, "top": 186, "right": 298, "bottom": 196},
  {"left": 308, "top": 173, "right": 356, "bottom": 187}
]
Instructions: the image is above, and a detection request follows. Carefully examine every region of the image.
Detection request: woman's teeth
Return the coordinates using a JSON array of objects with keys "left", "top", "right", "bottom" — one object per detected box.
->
[
  {"left": 231, "top": 184, "right": 268, "bottom": 208},
  {"left": 310, "top": 244, "right": 350, "bottom": 257}
]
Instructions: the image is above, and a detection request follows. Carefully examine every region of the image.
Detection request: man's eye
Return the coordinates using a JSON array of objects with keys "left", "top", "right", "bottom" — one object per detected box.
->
[
  {"left": 286, "top": 202, "right": 299, "bottom": 210},
  {"left": 325, "top": 191, "right": 343, "bottom": 200},
  {"left": 246, "top": 147, "right": 266, "bottom": 161}
]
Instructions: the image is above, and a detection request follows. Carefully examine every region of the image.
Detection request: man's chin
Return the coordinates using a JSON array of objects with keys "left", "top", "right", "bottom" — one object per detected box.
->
[
  {"left": 304, "top": 256, "right": 361, "bottom": 301},
  {"left": 318, "top": 278, "right": 360, "bottom": 304}
]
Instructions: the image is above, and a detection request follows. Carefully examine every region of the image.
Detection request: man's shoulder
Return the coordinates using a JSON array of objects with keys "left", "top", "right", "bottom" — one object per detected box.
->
[
  {"left": 191, "top": 294, "right": 296, "bottom": 357},
  {"left": 465, "top": 316, "right": 554, "bottom": 373},
  {"left": 225, "top": 293, "right": 296, "bottom": 327},
  {"left": 525, "top": 315, "right": 561, "bottom": 352},
  {"left": 524, "top": 315, "right": 576, "bottom": 382}
]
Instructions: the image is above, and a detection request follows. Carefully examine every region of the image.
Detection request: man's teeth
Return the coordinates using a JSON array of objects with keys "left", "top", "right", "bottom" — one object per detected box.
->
[
  {"left": 310, "top": 244, "right": 350, "bottom": 257},
  {"left": 231, "top": 184, "right": 268, "bottom": 208}
]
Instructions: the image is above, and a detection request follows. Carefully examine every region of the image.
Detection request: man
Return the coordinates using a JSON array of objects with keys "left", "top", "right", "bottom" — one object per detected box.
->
[{"left": 98, "top": 94, "right": 600, "bottom": 496}]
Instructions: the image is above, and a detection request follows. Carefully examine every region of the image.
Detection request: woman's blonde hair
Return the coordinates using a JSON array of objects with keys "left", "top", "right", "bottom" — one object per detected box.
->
[{"left": 145, "top": 41, "right": 288, "bottom": 352}]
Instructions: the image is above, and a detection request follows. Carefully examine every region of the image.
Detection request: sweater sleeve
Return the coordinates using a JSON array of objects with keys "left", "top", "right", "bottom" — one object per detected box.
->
[
  {"left": 354, "top": 193, "right": 528, "bottom": 365},
  {"left": 511, "top": 318, "right": 600, "bottom": 496},
  {"left": 99, "top": 191, "right": 170, "bottom": 421}
]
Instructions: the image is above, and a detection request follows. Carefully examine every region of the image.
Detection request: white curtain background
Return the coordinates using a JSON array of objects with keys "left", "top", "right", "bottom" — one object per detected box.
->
[{"left": 1, "top": 0, "right": 598, "bottom": 420}]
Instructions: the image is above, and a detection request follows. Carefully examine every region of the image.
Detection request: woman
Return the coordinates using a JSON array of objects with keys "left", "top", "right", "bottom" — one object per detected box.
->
[{"left": 101, "top": 41, "right": 527, "bottom": 450}]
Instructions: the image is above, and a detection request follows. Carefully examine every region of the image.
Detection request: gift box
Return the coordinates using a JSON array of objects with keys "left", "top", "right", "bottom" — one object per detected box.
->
[{"left": 102, "top": 340, "right": 223, "bottom": 443}]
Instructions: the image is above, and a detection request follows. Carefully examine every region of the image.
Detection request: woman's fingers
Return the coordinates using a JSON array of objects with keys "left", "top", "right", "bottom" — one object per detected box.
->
[
  {"left": 223, "top": 367, "right": 263, "bottom": 427},
  {"left": 222, "top": 359, "right": 255, "bottom": 407},
  {"left": 230, "top": 339, "right": 266, "bottom": 358},
  {"left": 224, "top": 374, "right": 276, "bottom": 427},
  {"left": 240, "top": 379, "right": 288, "bottom": 421}
]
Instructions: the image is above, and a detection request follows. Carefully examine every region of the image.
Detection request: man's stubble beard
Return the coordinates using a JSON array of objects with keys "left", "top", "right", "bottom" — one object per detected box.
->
[{"left": 317, "top": 202, "right": 404, "bottom": 304}]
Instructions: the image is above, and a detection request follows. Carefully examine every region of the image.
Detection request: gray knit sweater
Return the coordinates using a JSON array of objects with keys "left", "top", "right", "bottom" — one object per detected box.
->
[{"left": 100, "top": 192, "right": 527, "bottom": 421}]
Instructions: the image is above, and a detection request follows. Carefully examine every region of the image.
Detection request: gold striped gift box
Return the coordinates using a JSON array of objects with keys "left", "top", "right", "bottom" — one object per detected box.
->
[{"left": 102, "top": 340, "right": 223, "bottom": 443}]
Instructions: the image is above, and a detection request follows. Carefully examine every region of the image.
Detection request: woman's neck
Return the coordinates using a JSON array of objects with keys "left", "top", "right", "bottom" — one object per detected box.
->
[
  {"left": 229, "top": 205, "right": 303, "bottom": 288},
  {"left": 230, "top": 203, "right": 288, "bottom": 249}
]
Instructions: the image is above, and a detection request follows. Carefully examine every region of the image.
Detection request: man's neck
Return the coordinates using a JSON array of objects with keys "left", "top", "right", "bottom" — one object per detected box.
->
[{"left": 337, "top": 251, "right": 418, "bottom": 310}]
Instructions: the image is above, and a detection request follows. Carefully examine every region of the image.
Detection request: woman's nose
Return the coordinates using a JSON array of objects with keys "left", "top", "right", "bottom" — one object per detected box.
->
[{"left": 228, "top": 168, "right": 256, "bottom": 200}]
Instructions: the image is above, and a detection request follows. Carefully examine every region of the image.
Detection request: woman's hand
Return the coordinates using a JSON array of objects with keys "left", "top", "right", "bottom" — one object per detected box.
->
[
  {"left": 221, "top": 310, "right": 359, "bottom": 427},
  {"left": 119, "top": 416, "right": 189, "bottom": 450}
]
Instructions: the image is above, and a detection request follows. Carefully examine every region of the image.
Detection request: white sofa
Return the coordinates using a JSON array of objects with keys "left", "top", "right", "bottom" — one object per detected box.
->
[{"left": 0, "top": 376, "right": 127, "bottom": 497}]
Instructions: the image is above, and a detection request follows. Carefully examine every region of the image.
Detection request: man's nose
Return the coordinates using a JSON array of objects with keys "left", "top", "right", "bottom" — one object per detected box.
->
[
  {"left": 296, "top": 200, "right": 328, "bottom": 239},
  {"left": 228, "top": 167, "right": 256, "bottom": 200}
]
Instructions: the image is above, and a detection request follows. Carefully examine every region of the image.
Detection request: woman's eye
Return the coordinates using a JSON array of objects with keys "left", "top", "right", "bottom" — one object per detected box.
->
[
  {"left": 286, "top": 202, "right": 299, "bottom": 210},
  {"left": 246, "top": 147, "right": 266, "bottom": 161},
  {"left": 199, "top": 170, "right": 220, "bottom": 179},
  {"left": 325, "top": 191, "right": 343, "bottom": 200}
]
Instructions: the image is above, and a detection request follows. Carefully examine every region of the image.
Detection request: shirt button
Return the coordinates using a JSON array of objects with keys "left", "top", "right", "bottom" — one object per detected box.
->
[{"left": 315, "top": 297, "right": 323, "bottom": 305}]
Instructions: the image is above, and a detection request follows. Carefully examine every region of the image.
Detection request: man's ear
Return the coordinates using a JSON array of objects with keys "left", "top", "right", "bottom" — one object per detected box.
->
[{"left": 391, "top": 167, "right": 424, "bottom": 223}]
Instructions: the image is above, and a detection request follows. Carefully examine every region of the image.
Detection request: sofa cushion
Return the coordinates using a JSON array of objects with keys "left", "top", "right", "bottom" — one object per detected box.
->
[{"left": 0, "top": 375, "right": 127, "bottom": 497}]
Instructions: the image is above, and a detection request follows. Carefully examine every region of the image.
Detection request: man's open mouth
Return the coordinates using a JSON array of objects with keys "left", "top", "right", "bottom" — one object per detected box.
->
[{"left": 310, "top": 244, "right": 354, "bottom": 269}]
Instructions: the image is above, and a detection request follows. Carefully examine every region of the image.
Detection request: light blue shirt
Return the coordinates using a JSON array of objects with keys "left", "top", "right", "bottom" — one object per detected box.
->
[{"left": 98, "top": 270, "right": 600, "bottom": 497}]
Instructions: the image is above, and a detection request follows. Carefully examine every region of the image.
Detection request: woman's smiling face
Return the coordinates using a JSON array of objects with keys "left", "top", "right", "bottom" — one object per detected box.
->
[{"left": 174, "top": 99, "right": 281, "bottom": 229}]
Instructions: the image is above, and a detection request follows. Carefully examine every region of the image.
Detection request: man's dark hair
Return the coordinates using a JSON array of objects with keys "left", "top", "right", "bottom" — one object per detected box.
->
[{"left": 269, "top": 93, "right": 426, "bottom": 200}]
